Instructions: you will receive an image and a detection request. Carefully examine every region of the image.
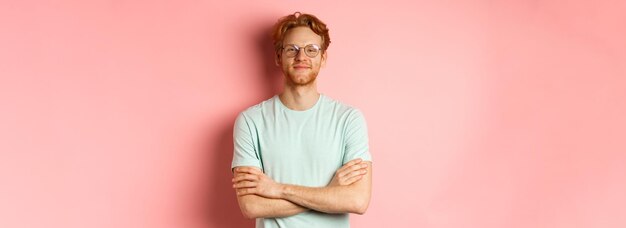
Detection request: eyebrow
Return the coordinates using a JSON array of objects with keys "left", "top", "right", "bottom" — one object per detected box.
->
[{"left": 284, "top": 43, "right": 321, "bottom": 47}]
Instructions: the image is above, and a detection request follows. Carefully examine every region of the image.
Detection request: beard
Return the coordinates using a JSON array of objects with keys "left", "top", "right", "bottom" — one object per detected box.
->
[{"left": 285, "top": 68, "right": 318, "bottom": 86}]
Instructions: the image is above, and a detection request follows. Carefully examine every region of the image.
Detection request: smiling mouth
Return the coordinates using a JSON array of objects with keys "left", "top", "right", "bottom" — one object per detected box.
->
[{"left": 293, "top": 66, "right": 310, "bottom": 70}]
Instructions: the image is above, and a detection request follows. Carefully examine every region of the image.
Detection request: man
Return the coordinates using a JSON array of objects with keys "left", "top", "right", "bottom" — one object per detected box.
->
[{"left": 231, "top": 12, "right": 372, "bottom": 227}]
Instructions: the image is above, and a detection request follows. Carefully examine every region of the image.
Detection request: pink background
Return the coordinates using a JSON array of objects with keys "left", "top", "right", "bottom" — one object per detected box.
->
[{"left": 1, "top": 1, "right": 625, "bottom": 227}]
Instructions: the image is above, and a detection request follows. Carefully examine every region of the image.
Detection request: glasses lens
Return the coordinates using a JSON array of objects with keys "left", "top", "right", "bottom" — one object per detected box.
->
[
  {"left": 284, "top": 45, "right": 298, "bottom": 57},
  {"left": 304, "top": 45, "right": 320, "bottom": 57},
  {"left": 283, "top": 44, "right": 321, "bottom": 58}
]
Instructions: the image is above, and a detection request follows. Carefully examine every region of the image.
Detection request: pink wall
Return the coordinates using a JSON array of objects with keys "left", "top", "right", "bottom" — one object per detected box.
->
[{"left": 1, "top": 1, "right": 625, "bottom": 227}]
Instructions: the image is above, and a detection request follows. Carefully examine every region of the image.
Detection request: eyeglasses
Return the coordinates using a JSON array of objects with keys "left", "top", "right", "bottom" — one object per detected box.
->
[{"left": 281, "top": 44, "right": 322, "bottom": 58}]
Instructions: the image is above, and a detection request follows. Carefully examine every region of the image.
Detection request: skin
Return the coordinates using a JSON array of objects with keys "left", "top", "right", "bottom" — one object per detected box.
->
[
  {"left": 275, "top": 26, "right": 327, "bottom": 111},
  {"left": 233, "top": 159, "right": 370, "bottom": 218},
  {"left": 232, "top": 26, "right": 373, "bottom": 218}
]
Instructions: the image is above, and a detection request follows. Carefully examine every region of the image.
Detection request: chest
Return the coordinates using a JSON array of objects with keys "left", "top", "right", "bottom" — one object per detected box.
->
[{"left": 256, "top": 117, "right": 347, "bottom": 185}]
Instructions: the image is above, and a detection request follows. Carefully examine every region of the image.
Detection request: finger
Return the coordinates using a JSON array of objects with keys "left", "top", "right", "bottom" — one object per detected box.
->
[
  {"left": 232, "top": 174, "right": 258, "bottom": 183},
  {"left": 343, "top": 173, "right": 365, "bottom": 185},
  {"left": 232, "top": 174, "right": 246, "bottom": 182},
  {"left": 339, "top": 162, "right": 368, "bottom": 178},
  {"left": 233, "top": 168, "right": 249, "bottom": 175},
  {"left": 236, "top": 188, "right": 256, "bottom": 196},
  {"left": 246, "top": 168, "right": 262, "bottom": 175},
  {"left": 234, "top": 167, "right": 262, "bottom": 175},
  {"left": 235, "top": 173, "right": 255, "bottom": 179},
  {"left": 233, "top": 175, "right": 257, "bottom": 183},
  {"left": 337, "top": 159, "right": 361, "bottom": 173},
  {"left": 338, "top": 158, "right": 363, "bottom": 173},
  {"left": 233, "top": 181, "right": 257, "bottom": 189},
  {"left": 343, "top": 167, "right": 367, "bottom": 180},
  {"left": 338, "top": 166, "right": 362, "bottom": 178}
]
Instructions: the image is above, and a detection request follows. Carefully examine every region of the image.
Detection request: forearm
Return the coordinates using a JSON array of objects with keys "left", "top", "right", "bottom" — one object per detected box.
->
[
  {"left": 233, "top": 162, "right": 372, "bottom": 216},
  {"left": 279, "top": 184, "right": 369, "bottom": 214},
  {"left": 278, "top": 161, "right": 372, "bottom": 214},
  {"left": 237, "top": 194, "right": 308, "bottom": 219}
]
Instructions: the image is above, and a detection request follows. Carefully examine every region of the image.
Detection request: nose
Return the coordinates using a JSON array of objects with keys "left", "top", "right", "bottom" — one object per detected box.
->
[{"left": 294, "top": 48, "right": 307, "bottom": 60}]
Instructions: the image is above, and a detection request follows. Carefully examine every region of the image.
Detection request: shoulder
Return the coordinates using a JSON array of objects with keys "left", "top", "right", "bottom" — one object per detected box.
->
[
  {"left": 237, "top": 96, "right": 276, "bottom": 120},
  {"left": 322, "top": 94, "right": 366, "bottom": 120}
]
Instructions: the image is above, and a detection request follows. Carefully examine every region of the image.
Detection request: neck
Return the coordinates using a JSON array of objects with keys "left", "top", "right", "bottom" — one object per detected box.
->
[{"left": 279, "top": 82, "right": 320, "bottom": 111}]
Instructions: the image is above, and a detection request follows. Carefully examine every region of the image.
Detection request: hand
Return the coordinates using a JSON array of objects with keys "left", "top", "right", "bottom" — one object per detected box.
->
[
  {"left": 329, "top": 158, "right": 368, "bottom": 187},
  {"left": 232, "top": 167, "right": 283, "bottom": 199}
]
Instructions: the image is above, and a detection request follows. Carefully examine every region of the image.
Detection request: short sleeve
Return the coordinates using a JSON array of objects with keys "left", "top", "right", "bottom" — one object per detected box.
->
[
  {"left": 342, "top": 109, "right": 372, "bottom": 164},
  {"left": 231, "top": 113, "right": 262, "bottom": 171}
]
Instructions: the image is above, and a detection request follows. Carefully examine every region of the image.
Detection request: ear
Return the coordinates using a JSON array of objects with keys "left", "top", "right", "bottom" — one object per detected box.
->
[
  {"left": 321, "top": 51, "right": 328, "bottom": 68},
  {"left": 275, "top": 52, "right": 281, "bottom": 66}
]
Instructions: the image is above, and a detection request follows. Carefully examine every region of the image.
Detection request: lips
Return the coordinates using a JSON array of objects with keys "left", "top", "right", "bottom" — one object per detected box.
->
[{"left": 293, "top": 65, "right": 310, "bottom": 70}]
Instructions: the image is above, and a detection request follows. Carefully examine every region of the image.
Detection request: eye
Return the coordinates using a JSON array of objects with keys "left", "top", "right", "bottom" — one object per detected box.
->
[{"left": 305, "top": 46, "right": 319, "bottom": 53}]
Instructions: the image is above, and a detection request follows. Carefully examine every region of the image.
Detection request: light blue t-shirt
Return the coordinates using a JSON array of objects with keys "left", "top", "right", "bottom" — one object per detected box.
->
[{"left": 231, "top": 94, "right": 372, "bottom": 228}]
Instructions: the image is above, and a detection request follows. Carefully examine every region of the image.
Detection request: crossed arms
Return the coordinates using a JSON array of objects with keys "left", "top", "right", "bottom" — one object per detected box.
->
[{"left": 232, "top": 158, "right": 372, "bottom": 219}]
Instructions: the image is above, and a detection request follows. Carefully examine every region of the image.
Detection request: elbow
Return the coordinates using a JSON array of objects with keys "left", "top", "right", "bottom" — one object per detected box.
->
[
  {"left": 353, "top": 203, "right": 369, "bottom": 215},
  {"left": 239, "top": 202, "right": 260, "bottom": 219},
  {"left": 351, "top": 197, "right": 370, "bottom": 215},
  {"left": 241, "top": 209, "right": 257, "bottom": 219}
]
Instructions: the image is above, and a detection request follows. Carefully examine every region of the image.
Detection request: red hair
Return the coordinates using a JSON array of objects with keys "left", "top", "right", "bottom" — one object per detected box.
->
[{"left": 271, "top": 12, "right": 331, "bottom": 55}]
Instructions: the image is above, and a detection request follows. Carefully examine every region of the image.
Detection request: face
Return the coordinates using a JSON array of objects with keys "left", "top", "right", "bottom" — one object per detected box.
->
[{"left": 276, "top": 26, "right": 327, "bottom": 86}]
